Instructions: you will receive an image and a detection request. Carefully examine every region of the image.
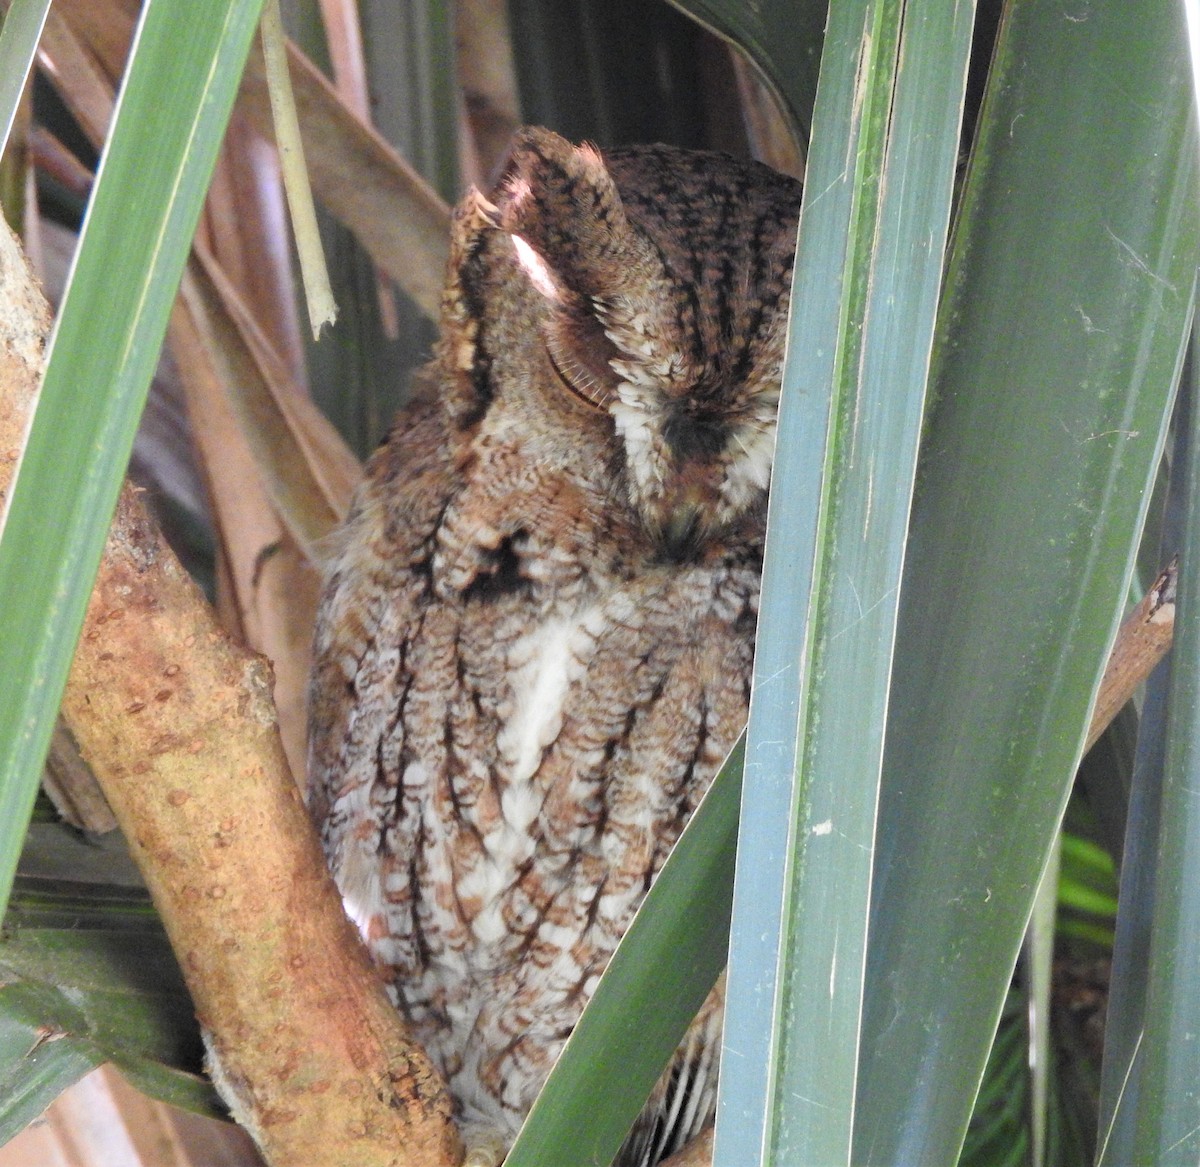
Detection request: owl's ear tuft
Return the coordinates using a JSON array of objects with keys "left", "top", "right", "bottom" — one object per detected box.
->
[
  {"left": 495, "top": 129, "right": 662, "bottom": 309},
  {"left": 439, "top": 187, "right": 506, "bottom": 427},
  {"left": 493, "top": 127, "right": 683, "bottom": 386},
  {"left": 495, "top": 127, "right": 625, "bottom": 296}
]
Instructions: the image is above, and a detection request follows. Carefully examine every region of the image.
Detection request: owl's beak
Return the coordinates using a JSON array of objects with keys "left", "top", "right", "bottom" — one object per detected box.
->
[
  {"left": 662, "top": 506, "right": 700, "bottom": 559},
  {"left": 659, "top": 489, "right": 710, "bottom": 561}
]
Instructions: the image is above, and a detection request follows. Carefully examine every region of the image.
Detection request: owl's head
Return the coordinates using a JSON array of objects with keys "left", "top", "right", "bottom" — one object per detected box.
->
[{"left": 441, "top": 127, "right": 801, "bottom": 561}]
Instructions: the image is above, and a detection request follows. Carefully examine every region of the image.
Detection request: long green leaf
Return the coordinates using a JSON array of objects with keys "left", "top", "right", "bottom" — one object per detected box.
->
[
  {"left": 715, "top": 2, "right": 974, "bottom": 1162},
  {"left": 856, "top": 0, "right": 1198, "bottom": 1160},
  {"left": 0, "top": 0, "right": 51, "bottom": 157},
  {"left": 1028, "top": 836, "right": 1059, "bottom": 1167},
  {"left": 1096, "top": 445, "right": 1181, "bottom": 1162},
  {"left": 0, "top": 0, "right": 265, "bottom": 914},
  {"left": 0, "top": 879, "right": 216, "bottom": 1141},
  {"left": 1129, "top": 343, "right": 1200, "bottom": 1164}
]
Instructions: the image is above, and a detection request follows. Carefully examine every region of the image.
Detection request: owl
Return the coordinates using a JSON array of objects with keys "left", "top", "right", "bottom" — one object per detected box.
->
[{"left": 308, "top": 126, "right": 801, "bottom": 1166}]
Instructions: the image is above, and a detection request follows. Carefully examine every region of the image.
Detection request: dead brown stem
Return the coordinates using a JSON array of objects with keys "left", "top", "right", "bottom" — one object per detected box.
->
[{"left": 54, "top": 0, "right": 451, "bottom": 320}]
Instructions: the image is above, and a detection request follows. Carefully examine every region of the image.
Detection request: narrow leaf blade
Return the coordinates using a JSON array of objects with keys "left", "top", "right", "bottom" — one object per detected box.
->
[
  {"left": 0, "top": 0, "right": 265, "bottom": 911},
  {"left": 0, "top": 0, "right": 52, "bottom": 155},
  {"left": 857, "top": 1, "right": 1199, "bottom": 1161},
  {"left": 1130, "top": 342, "right": 1200, "bottom": 1164},
  {"left": 717, "top": 2, "right": 975, "bottom": 1161}
]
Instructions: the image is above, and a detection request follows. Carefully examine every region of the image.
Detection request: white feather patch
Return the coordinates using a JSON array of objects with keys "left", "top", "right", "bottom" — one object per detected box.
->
[
  {"left": 511, "top": 234, "right": 560, "bottom": 301},
  {"left": 720, "top": 416, "right": 777, "bottom": 513},
  {"left": 467, "top": 603, "right": 604, "bottom": 945},
  {"left": 497, "top": 611, "right": 595, "bottom": 785}
]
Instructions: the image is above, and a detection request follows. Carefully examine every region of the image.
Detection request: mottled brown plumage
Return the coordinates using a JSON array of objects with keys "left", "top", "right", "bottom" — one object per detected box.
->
[{"left": 307, "top": 127, "right": 801, "bottom": 1165}]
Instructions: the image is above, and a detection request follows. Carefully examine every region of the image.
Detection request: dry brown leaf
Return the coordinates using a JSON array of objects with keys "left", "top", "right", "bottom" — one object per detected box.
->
[
  {"left": 239, "top": 36, "right": 450, "bottom": 318},
  {"left": 730, "top": 52, "right": 805, "bottom": 181},
  {"left": 49, "top": 0, "right": 134, "bottom": 88},
  {"left": 37, "top": 9, "right": 114, "bottom": 144},
  {"left": 57, "top": 0, "right": 450, "bottom": 319},
  {"left": 317, "top": 0, "right": 371, "bottom": 122},
  {"left": 194, "top": 54, "right": 338, "bottom": 764},
  {"left": 184, "top": 248, "right": 361, "bottom": 548},
  {"left": 30, "top": 125, "right": 94, "bottom": 198},
  {"left": 43, "top": 720, "right": 118, "bottom": 834},
  {"left": 167, "top": 298, "right": 318, "bottom": 784},
  {"left": 201, "top": 107, "right": 307, "bottom": 390},
  {"left": 454, "top": 0, "right": 522, "bottom": 180}
]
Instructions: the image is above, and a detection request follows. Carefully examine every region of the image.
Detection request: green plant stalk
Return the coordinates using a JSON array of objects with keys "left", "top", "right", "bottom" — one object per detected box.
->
[
  {"left": 1095, "top": 328, "right": 1192, "bottom": 1161},
  {"left": 1095, "top": 431, "right": 1183, "bottom": 1162},
  {"left": 260, "top": 0, "right": 336, "bottom": 337},
  {"left": 1131, "top": 321, "right": 1200, "bottom": 1164},
  {"left": 0, "top": 0, "right": 265, "bottom": 915},
  {"left": 753, "top": 0, "right": 903, "bottom": 1155},
  {"left": 1028, "top": 834, "right": 1059, "bottom": 1167}
]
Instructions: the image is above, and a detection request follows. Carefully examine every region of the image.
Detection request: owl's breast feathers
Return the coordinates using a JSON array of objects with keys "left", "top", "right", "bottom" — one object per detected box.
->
[{"left": 309, "top": 399, "right": 756, "bottom": 1150}]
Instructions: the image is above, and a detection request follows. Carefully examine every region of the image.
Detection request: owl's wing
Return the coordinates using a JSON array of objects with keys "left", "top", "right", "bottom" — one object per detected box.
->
[{"left": 306, "top": 387, "right": 454, "bottom": 935}]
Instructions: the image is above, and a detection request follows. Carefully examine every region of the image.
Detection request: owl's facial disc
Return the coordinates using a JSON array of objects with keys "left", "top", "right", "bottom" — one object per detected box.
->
[
  {"left": 609, "top": 377, "right": 777, "bottom": 558},
  {"left": 506, "top": 228, "right": 780, "bottom": 556}
]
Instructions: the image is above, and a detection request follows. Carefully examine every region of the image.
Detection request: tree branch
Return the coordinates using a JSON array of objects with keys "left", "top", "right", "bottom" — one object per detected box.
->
[{"left": 1, "top": 220, "right": 460, "bottom": 1167}]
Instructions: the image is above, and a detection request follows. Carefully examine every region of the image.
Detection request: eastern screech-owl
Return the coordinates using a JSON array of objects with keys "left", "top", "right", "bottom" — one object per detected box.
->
[{"left": 308, "top": 127, "right": 801, "bottom": 1166}]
